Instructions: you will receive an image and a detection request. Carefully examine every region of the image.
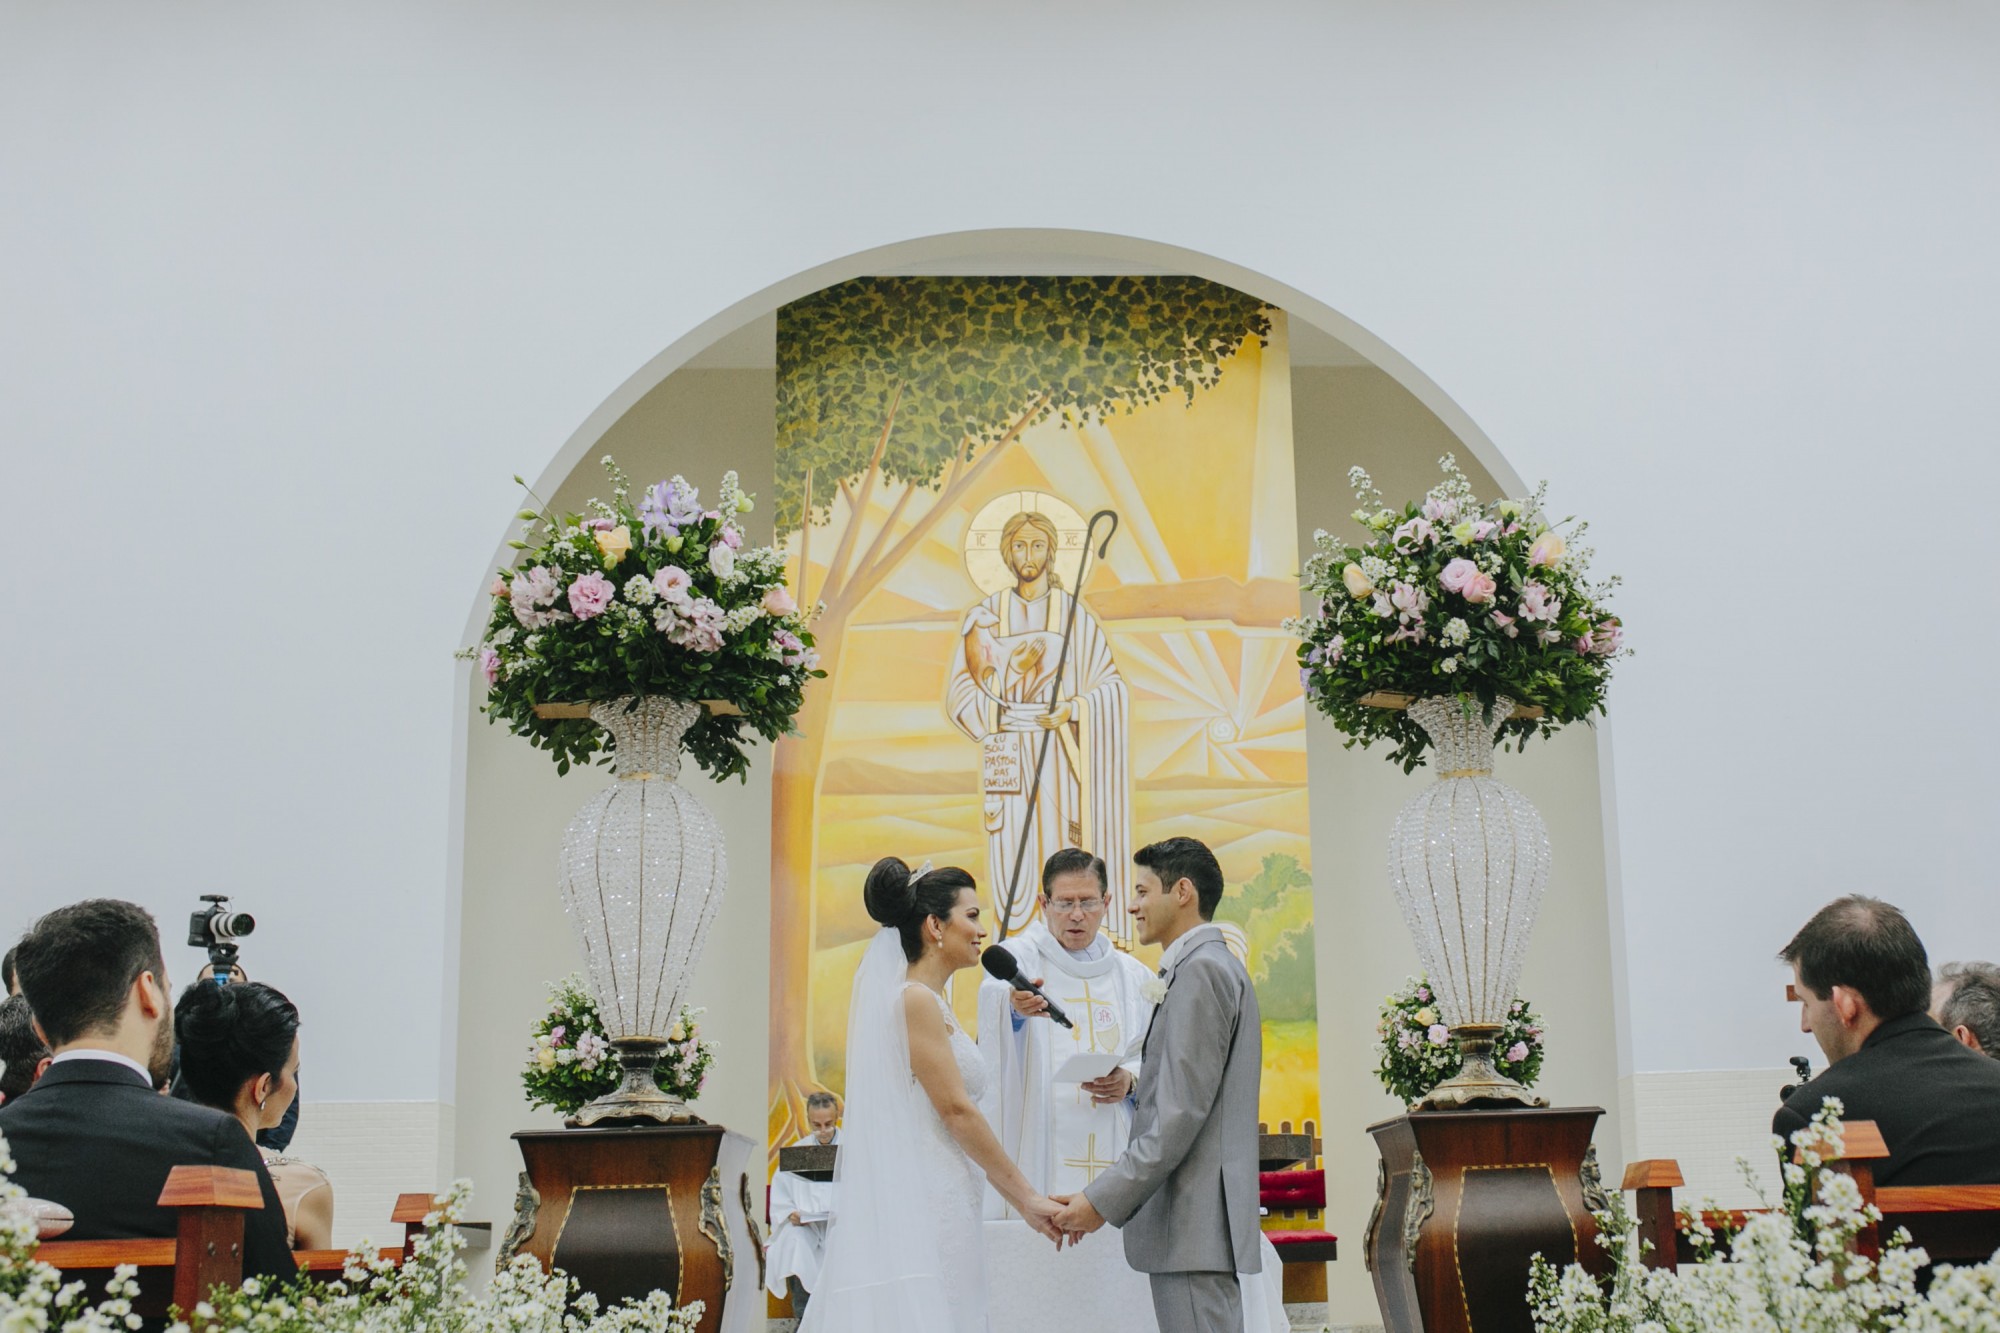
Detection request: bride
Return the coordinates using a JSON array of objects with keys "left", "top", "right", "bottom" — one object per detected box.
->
[{"left": 802, "top": 857, "right": 1066, "bottom": 1333}]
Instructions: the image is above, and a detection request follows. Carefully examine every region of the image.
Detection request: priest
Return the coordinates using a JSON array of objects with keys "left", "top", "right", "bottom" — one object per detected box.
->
[
  {"left": 978, "top": 848, "right": 1289, "bottom": 1333},
  {"left": 766, "top": 1091, "right": 840, "bottom": 1317}
]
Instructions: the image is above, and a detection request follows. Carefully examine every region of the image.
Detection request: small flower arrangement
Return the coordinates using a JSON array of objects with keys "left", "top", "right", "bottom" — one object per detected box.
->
[
  {"left": 1288, "top": 454, "right": 1626, "bottom": 771},
  {"left": 0, "top": 1139, "right": 704, "bottom": 1331},
  {"left": 1375, "top": 975, "right": 1543, "bottom": 1105},
  {"left": 1530, "top": 1102, "right": 2000, "bottom": 1332},
  {"left": 522, "top": 975, "right": 714, "bottom": 1117},
  {"left": 469, "top": 458, "right": 823, "bottom": 778}
]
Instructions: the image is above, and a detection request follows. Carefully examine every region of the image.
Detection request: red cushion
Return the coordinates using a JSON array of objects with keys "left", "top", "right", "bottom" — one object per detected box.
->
[
  {"left": 1265, "top": 1229, "right": 1338, "bottom": 1245},
  {"left": 1258, "top": 1168, "right": 1326, "bottom": 1210}
]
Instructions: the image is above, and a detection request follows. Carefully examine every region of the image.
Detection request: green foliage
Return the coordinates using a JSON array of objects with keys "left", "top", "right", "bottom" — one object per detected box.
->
[
  {"left": 521, "top": 975, "right": 715, "bottom": 1117},
  {"left": 1292, "top": 455, "right": 1626, "bottom": 772},
  {"left": 1217, "top": 854, "right": 1318, "bottom": 1021},
  {"left": 468, "top": 460, "right": 822, "bottom": 777},
  {"left": 1375, "top": 975, "right": 1544, "bottom": 1105},
  {"left": 774, "top": 276, "right": 1271, "bottom": 534}
]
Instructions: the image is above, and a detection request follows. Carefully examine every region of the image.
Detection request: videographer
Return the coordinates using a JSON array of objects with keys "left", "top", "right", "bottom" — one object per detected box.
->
[{"left": 178, "top": 896, "right": 301, "bottom": 1152}]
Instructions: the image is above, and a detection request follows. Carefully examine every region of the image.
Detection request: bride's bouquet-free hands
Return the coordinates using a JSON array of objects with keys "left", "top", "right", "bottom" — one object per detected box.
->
[{"left": 1019, "top": 1192, "right": 1071, "bottom": 1249}]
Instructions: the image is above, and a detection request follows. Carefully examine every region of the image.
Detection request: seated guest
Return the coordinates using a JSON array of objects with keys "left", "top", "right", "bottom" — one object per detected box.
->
[
  {"left": 0, "top": 900, "right": 296, "bottom": 1283},
  {"left": 1933, "top": 961, "right": 2000, "bottom": 1056},
  {"left": 1776, "top": 895, "right": 2000, "bottom": 1185},
  {"left": 175, "top": 981, "right": 333, "bottom": 1249},
  {"left": 766, "top": 1091, "right": 840, "bottom": 1317},
  {"left": 0, "top": 995, "right": 52, "bottom": 1102}
]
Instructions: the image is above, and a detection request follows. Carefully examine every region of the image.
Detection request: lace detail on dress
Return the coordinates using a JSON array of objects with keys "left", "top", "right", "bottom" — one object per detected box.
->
[{"left": 904, "top": 983, "right": 989, "bottom": 1332}]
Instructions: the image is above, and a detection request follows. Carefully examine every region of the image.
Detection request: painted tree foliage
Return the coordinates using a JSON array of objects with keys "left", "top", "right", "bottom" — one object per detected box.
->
[{"left": 768, "top": 277, "right": 1272, "bottom": 1146}]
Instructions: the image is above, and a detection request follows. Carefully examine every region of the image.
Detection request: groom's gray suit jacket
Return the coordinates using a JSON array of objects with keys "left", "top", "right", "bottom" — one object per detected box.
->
[{"left": 1083, "top": 927, "right": 1262, "bottom": 1275}]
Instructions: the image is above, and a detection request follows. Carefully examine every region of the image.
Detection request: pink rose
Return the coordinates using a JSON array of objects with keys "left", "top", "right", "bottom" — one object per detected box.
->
[
  {"left": 762, "top": 586, "right": 797, "bottom": 616},
  {"left": 567, "top": 571, "right": 615, "bottom": 619},
  {"left": 489, "top": 576, "right": 508, "bottom": 599},
  {"left": 1427, "top": 1024, "right": 1451, "bottom": 1046},
  {"left": 1464, "top": 571, "right": 1497, "bottom": 603},
  {"left": 478, "top": 647, "right": 500, "bottom": 685},
  {"left": 1438, "top": 558, "right": 1478, "bottom": 595},
  {"left": 1505, "top": 1041, "right": 1529, "bottom": 1063},
  {"left": 653, "top": 565, "right": 693, "bottom": 603}
]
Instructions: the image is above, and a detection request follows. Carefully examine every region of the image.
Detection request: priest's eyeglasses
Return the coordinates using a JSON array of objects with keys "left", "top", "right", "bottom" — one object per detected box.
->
[{"left": 1047, "top": 896, "right": 1104, "bottom": 916}]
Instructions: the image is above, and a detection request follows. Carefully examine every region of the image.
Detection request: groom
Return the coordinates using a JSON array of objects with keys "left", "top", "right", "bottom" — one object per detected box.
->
[{"left": 1051, "top": 836, "right": 1262, "bottom": 1333}]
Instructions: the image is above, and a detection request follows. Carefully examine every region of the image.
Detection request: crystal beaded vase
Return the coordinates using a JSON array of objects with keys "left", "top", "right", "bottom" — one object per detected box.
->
[
  {"left": 559, "top": 696, "right": 726, "bottom": 1127},
  {"left": 1389, "top": 695, "right": 1551, "bottom": 1110}
]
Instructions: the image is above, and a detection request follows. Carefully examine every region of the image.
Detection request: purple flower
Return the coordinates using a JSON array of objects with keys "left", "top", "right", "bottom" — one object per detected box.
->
[
  {"left": 1415, "top": 987, "right": 1430, "bottom": 1002},
  {"left": 719, "top": 524, "right": 743, "bottom": 550},
  {"left": 1505, "top": 1041, "right": 1529, "bottom": 1063},
  {"left": 478, "top": 647, "right": 500, "bottom": 685},
  {"left": 639, "top": 477, "right": 703, "bottom": 536},
  {"left": 549, "top": 1025, "right": 566, "bottom": 1045}
]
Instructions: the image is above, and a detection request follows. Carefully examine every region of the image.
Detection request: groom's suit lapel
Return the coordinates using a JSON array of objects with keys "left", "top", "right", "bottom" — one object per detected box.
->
[{"left": 1140, "top": 933, "right": 1212, "bottom": 1060}]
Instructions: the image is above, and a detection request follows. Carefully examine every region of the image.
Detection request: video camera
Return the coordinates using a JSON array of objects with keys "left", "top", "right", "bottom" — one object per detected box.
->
[
  {"left": 1779, "top": 1054, "right": 1813, "bottom": 1102},
  {"left": 188, "top": 894, "right": 255, "bottom": 982}
]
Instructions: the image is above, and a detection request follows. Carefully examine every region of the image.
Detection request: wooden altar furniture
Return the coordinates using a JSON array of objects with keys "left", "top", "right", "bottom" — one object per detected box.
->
[
  {"left": 1366, "top": 1106, "right": 1610, "bottom": 1333},
  {"left": 1623, "top": 1119, "right": 2000, "bottom": 1271},
  {"left": 511, "top": 1124, "right": 758, "bottom": 1333}
]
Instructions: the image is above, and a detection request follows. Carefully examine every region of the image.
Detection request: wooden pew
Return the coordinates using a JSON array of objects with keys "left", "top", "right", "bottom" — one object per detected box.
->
[
  {"left": 34, "top": 1172, "right": 420, "bottom": 1319},
  {"left": 1621, "top": 1119, "right": 2000, "bottom": 1270}
]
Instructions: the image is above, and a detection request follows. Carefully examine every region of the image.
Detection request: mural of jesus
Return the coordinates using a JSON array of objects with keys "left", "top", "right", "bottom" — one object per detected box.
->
[{"left": 946, "top": 505, "right": 1133, "bottom": 941}]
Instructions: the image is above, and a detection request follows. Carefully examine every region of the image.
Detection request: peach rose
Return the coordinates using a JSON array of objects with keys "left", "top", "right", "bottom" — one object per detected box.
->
[{"left": 1341, "top": 563, "right": 1374, "bottom": 599}]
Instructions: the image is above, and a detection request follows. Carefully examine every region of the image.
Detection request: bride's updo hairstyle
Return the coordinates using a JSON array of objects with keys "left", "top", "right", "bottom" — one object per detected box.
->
[{"left": 864, "top": 856, "right": 976, "bottom": 963}]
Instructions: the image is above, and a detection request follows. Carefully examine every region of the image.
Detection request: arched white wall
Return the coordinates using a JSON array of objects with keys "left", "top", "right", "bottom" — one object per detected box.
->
[{"left": 7, "top": 0, "right": 1997, "bottom": 1299}]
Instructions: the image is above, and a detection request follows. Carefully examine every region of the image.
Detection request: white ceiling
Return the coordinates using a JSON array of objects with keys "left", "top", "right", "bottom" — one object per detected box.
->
[{"left": 681, "top": 298, "right": 1372, "bottom": 371}]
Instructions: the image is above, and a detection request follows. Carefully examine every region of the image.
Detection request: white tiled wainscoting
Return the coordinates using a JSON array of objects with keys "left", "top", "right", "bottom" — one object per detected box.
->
[
  {"left": 281, "top": 1101, "right": 453, "bottom": 1250},
  {"left": 1621, "top": 1070, "right": 1793, "bottom": 1209}
]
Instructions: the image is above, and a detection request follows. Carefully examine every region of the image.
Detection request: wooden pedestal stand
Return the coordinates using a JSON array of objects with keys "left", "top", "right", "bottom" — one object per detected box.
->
[
  {"left": 508, "top": 1124, "right": 758, "bottom": 1333},
  {"left": 1365, "top": 1106, "right": 1610, "bottom": 1333}
]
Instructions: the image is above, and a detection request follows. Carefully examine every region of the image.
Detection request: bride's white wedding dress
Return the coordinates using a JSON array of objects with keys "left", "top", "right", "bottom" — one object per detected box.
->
[
  {"left": 800, "top": 931, "right": 990, "bottom": 1333},
  {"left": 906, "top": 981, "right": 987, "bottom": 1331}
]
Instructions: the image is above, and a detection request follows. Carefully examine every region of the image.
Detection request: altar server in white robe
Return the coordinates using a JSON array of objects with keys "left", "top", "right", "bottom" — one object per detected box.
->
[
  {"left": 766, "top": 1092, "right": 841, "bottom": 1314},
  {"left": 978, "top": 850, "right": 1286, "bottom": 1333}
]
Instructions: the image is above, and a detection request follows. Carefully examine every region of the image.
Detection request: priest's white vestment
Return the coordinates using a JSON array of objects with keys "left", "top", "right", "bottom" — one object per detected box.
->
[
  {"left": 976, "top": 923, "right": 1287, "bottom": 1333},
  {"left": 765, "top": 1131, "right": 838, "bottom": 1299}
]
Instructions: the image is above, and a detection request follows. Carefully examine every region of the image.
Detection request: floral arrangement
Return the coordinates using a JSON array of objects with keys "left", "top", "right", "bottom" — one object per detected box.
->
[
  {"left": 1529, "top": 1102, "right": 2000, "bottom": 1332},
  {"left": 470, "top": 458, "right": 822, "bottom": 778},
  {"left": 0, "top": 1138, "right": 703, "bottom": 1331},
  {"left": 1374, "top": 975, "right": 1543, "bottom": 1105},
  {"left": 1288, "top": 454, "right": 1626, "bottom": 771},
  {"left": 522, "top": 975, "right": 714, "bottom": 1117}
]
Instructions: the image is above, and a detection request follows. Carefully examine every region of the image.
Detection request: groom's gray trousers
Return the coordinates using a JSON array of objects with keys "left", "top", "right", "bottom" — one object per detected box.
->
[{"left": 1148, "top": 1271, "right": 1242, "bottom": 1333}]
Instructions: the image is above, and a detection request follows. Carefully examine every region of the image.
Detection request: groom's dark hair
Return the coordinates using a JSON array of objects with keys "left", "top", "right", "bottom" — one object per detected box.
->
[{"left": 1134, "top": 838, "right": 1224, "bottom": 920}]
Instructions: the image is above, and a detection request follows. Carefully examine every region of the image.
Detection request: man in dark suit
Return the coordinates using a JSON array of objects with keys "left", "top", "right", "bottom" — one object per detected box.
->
[
  {"left": 1775, "top": 894, "right": 2000, "bottom": 1187},
  {"left": 0, "top": 899, "right": 296, "bottom": 1283}
]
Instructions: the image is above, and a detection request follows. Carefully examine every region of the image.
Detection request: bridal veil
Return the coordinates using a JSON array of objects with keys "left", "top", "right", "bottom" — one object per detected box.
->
[{"left": 797, "top": 927, "right": 949, "bottom": 1331}]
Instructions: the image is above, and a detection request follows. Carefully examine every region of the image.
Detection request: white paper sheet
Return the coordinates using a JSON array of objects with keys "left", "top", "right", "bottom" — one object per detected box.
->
[{"left": 1052, "top": 1051, "right": 1124, "bottom": 1084}]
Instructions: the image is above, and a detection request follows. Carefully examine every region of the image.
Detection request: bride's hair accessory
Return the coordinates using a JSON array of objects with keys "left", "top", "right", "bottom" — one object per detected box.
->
[{"left": 907, "top": 859, "right": 934, "bottom": 885}]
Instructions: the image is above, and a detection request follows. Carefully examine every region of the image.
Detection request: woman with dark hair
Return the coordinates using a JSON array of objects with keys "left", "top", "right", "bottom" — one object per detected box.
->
[
  {"left": 174, "top": 981, "right": 332, "bottom": 1249},
  {"left": 802, "top": 857, "right": 1063, "bottom": 1333}
]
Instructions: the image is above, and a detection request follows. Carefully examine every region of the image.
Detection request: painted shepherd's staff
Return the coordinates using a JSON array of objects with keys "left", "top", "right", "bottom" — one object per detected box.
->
[{"left": 995, "top": 507, "right": 1119, "bottom": 940}]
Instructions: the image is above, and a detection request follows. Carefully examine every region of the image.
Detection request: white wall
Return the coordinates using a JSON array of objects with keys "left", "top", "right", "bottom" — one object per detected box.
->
[{"left": 6, "top": 0, "right": 1999, "bottom": 1292}]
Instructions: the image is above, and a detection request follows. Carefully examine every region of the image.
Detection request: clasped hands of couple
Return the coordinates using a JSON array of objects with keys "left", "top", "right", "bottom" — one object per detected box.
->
[{"left": 1018, "top": 1191, "right": 1107, "bottom": 1250}]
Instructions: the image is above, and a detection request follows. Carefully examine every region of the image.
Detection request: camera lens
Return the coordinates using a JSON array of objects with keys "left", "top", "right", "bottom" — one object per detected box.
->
[{"left": 213, "top": 911, "right": 255, "bottom": 940}]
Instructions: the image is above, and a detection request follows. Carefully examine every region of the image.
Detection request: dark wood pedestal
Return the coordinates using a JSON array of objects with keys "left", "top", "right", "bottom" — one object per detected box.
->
[
  {"left": 1364, "top": 1107, "right": 1611, "bottom": 1333},
  {"left": 509, "top": 1125, "right": 758, "bottom": 1333}
]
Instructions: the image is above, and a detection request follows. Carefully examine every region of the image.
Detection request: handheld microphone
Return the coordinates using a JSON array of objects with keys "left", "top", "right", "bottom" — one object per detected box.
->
[{"left": 981, "top": 946, "right": 1074, "bottom": 1029}]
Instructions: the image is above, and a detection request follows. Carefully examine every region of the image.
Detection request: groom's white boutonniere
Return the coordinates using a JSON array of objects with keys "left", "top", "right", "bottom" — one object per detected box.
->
[{"left": 1140, "top": 977, "right": 1168, "bottom": 1005}]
